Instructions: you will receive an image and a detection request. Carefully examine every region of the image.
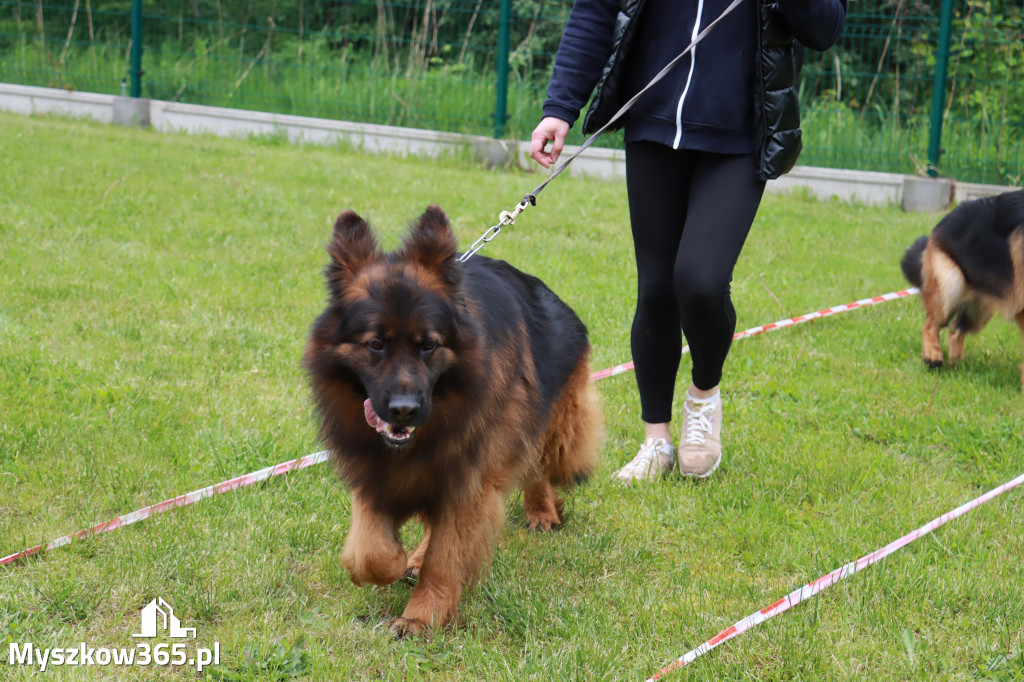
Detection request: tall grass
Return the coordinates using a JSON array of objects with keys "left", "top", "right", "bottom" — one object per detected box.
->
[{"left": 801, "top": 99, "right": 1024, "bottom": 186}]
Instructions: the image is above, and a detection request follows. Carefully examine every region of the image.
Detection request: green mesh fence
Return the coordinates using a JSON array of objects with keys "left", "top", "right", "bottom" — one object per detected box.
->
[
  {"left": 801, "top": 1, "right": 1024, "bottom": 185},
  {"left": 1, "top": 0, "right": 1020, "bottom": 185}
]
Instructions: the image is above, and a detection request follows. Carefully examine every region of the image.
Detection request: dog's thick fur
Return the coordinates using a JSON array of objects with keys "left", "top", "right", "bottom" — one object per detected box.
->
[
  {"left": 304, "top": 206, "right": 601, "bottom": 636},
  {"left": 901, "top": 188, "right": 1024, "bottom": 386}
]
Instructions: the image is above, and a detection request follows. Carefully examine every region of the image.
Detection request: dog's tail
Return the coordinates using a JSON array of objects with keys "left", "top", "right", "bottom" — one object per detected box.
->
[{"left": 900, "top": 235, "right": 929, "bottom": 288}]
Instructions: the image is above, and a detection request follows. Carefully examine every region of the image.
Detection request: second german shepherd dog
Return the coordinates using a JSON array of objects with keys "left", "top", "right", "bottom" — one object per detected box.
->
[
  {"left": 304, "top": 206, "right": 601, "bottom": 636},
  {"left": 901, "top": 188, "right": 1024, "bottom": 387}
]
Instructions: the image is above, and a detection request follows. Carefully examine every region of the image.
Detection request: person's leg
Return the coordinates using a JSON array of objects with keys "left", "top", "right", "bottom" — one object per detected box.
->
[
  {"left": 673, "top": 152, "right": 765, "bottom": 476},
  {"left": 627, "top": 141, "right": 698, "bottom": 427},
  {"left": 615, "top": 141, "right": 696, "bottom": 484},
  {"left": 674, "top": 152, "right": 765, "bottom": 389}
]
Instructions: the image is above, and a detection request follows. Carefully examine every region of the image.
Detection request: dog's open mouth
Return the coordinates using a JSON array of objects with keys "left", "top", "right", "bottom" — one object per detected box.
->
[{"left": 363, "top": 398, "right": 416, "bottom": 446}]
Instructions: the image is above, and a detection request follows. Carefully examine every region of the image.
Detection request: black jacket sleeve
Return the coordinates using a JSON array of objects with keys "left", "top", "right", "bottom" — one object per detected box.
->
[
  {"left": 777, "top": 0, "right": 847, "bottom": 51},
  {"left": 541, "top": 0, "right": 620, "bottom": 126}
]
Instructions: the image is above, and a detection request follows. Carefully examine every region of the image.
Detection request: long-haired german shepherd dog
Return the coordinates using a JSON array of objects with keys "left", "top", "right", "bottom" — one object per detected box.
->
[
  {"left": 304, "top": 205, "right": 601, "bottom": 636},
  {"left": 901, "top": 188, "right": 1024, "bottom": 386}
]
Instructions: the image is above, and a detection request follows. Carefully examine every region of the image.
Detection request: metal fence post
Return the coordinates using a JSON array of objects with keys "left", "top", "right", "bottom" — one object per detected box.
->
[
  {"left": 927, "top": 0, "right": 954, "bottom": 177},
  {"left": 494, "top": 0, "right": 511, "bottom": 138},
  {"left": 130, "top": 0, "right": 143, "bottom": 97}
]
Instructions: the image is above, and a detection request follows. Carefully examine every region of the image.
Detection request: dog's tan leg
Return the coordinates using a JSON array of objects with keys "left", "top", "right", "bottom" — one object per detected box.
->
[
  {"left": 340, "top": 492, "right": 406, "bottom": 587},
  {"left": 404, "top": 521, "right": 431, "bottom": 580},
  {"left": 522, "top": 352, "right": 601, "bottom": 533},
  {"left": 389, "top": 486, "right": 505, "bottom": 637},
  {"left": 950, "top": 303, "right": 994, "bottom": 366},
  {"left": 920, "top": 247, "right": 964, "bottom": 368},
  {"left": 920, "top": 308, "right": 945, "bottom": 367},
  {"left": 1016, "top": 311, "right": 1024, "bottom": 393},
  {"left": 523, "top": 476, "right": 562, "bottom": 531},
  {"left": 948, "top": 326, "right": 966, "bottom": 366},
  {"left": 921, "top": 322, "right": 944, "bottom": 367},
  {"left": 920, "top": 277, "right": 946, "bottom": 367}
]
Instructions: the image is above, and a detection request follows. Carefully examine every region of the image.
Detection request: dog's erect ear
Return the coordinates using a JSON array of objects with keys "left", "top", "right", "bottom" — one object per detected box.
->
[
  {"left": 325, "top": 210, "right": 380, "bottom": 296},
  {"left": 399, "top": 205, "right": 461, "bottom": 288}
]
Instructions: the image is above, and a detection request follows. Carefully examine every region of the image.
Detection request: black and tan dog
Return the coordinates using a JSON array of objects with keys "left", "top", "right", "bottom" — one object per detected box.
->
[
  {"left": 901, "top": 188, "right": 1024, "bottom": 386},
  {"left": 304, "top": 206, "right": 601, "bottom": 636}
]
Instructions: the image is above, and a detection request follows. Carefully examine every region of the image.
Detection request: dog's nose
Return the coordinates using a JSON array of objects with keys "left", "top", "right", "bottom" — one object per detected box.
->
[{"left": 387, "top": 396, "right": 420, "bottom": 424}]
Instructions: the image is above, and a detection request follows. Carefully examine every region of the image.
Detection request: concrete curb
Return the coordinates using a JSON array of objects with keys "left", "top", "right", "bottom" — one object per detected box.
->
[{"left": 1, "top": 82, "right": 1015, "bottom": 210}]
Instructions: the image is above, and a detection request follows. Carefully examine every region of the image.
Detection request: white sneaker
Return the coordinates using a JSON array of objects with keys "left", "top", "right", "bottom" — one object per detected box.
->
[
  {"left": 677, "top": 393, "right": 723, "bottom": 478},
  {"left": 614, "top": 438, "right": 675, "bottom": 485}
]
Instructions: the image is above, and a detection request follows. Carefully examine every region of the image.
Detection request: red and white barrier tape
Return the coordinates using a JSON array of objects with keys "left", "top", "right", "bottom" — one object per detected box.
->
[
  {"left": 589, "top": 288, "right": 919, "bottom": 381},
  {"left": 647, "top": 470, "right": 1024, "bottom": 681},
  {"left": 1, "top": 451, "right": 329, "bottom": 566},
  {"left": 2, "top": 287, "right": 918, "bottom": 567}
]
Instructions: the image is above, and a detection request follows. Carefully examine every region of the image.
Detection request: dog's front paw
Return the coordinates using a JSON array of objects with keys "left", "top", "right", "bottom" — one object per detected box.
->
[
  {"left": 387, "top": 617, "right": 429, "bottom": 638},
  {"left": 526, "top": 510, "right": 562, "bottom": 532},
  {"left": 921, "top": 336, "right": 944, "bottom": 368}
]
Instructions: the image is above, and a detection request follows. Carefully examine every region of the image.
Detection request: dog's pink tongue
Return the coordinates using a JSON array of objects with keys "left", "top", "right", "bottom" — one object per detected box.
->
[{"left": 363, "top": 398, "right": 389, "bottom": 434}]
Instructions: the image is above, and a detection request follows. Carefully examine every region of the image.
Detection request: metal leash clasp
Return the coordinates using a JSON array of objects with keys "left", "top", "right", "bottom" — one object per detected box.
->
[{"left": 458, "top": 194, "right": 536, "bottom": 263}]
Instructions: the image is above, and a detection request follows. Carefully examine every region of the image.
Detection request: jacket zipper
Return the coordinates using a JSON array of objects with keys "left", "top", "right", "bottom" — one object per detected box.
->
[{"left": 673, "top": 0, "right": 705, "bottom": 149}]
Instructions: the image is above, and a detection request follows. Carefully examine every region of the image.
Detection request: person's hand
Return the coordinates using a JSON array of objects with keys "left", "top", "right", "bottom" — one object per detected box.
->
[{"left": 529, "top": 117, "right": 571, "bottom": 169}]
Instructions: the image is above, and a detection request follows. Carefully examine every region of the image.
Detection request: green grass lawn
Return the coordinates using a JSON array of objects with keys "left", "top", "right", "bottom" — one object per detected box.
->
[{"left": 1, "top": 111, "right": 1023, "bottom": 681}]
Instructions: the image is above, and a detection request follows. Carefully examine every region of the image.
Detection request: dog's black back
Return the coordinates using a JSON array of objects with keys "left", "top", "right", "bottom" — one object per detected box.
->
[
  {"left": 928, "top": 188, "right": 1024, "bottom": 297},
  {"left": 461, "top": 255, "right": 589, "bottom": 416}
]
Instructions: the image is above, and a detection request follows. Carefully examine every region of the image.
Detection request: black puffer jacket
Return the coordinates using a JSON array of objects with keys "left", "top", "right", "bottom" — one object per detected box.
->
[{"left": 542, "top": 0, "right": 847, "bottom": 180}]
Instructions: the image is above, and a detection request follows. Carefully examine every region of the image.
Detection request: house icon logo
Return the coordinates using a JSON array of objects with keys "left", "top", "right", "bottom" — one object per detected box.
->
[{"left": 132, "top": 597, "right": 196, "bottom": 639}]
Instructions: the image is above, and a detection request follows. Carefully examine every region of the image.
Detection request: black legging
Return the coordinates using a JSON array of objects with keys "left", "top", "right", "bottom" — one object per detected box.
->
[{"left": 625, "top": 142, "right": 766, "bottom": 424}]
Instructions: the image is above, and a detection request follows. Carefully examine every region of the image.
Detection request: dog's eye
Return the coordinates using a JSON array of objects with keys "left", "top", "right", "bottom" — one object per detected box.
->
[
  {"left": 366, "top": 339, "right": 385, "bottom": 352},
  {"left": 421, "top": 340, "right": 438, "bottom": 353}
]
